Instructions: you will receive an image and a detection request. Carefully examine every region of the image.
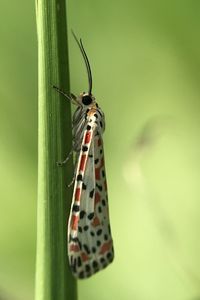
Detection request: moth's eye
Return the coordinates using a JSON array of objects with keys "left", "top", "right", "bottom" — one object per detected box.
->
[{"left": 82, "top": 95, "right": 92, "bottom": 105}]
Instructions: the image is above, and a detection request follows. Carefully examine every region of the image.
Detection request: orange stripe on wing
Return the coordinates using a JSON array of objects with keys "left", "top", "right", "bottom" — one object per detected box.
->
[
  {"left": 99, "top": 240, "right": 112, "bottom": 255},
  {"left": 91, "top": 216, "right": 100, "bottom": 227},
  {"left": 95, "top": 167, "right": 101, "bottom": 180},
  {"left": 98, "top": 138, "right": 102, "bottom": 147},
  {"left": 75, "top": 188, "right": 81, "bottom": 202},
  {"left": 84, "top": 131, "right": 91, "bottom": 144},
  {"left": 70, "top": 243, "right": 80, "bottom": 252},
  {"left": 95, "top": 192, "right": 101, "bottom": 205},
  {"left": 71, "top": 215, "right": 79, "bottom": 230},
  {"left": 81, "top": 252, "right": 89, "bottom": 262},
  {"left": 79, "top": 154, "right": 87, "bottom": 172}
]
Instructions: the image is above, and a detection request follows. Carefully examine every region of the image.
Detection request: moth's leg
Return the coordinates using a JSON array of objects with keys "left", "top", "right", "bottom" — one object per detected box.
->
[
  {"left": 57, "top": 114, "right": 87, "bottom": 167},
  {"left": 67, "top": 174, "right": 76, "bottom": 188},
  {"left": 57, "top": 149, "right": 73, "bottom": 166},
  {"left": 53, "top": 85, "right": 79, "bottom": 105},
  {"left": 67, "top": 154, "right": 79, "bottom": 187}
]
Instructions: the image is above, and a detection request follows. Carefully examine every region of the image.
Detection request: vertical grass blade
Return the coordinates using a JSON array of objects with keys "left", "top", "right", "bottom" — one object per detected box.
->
[{"left": 35, "top": 0, "right": 77, "bottom": 299}]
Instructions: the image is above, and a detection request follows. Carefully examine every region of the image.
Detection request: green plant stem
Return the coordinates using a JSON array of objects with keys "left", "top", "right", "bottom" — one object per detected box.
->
[{"left": 35, "top": 0, "right": 77, "bottom": 299}]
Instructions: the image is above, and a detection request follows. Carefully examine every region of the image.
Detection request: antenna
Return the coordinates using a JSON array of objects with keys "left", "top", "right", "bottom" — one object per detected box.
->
[{"left": 71, "top": 30, "right": 93, "bottom": 95}]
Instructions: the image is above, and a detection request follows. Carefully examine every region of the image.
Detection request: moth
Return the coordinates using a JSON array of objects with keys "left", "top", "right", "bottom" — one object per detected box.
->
[{"left": 53, "top": 32, "right": 114, "bottom": 279}]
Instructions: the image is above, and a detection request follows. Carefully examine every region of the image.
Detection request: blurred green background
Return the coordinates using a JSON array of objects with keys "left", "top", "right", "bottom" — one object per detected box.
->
[{"left": 1, "top": 0, "right": 200, "bottom": 299}]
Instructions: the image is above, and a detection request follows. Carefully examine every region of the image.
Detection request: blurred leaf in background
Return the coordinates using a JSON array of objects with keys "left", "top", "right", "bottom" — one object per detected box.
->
[
  {"left": 1, "top": 0, "right": 200, "bottom": 299},
  {"left": 0, "top": 0, "right": 37, "bottom": 299}
]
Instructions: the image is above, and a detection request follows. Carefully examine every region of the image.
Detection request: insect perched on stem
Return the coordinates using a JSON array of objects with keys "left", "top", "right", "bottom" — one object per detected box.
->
[{"left": 53, "top": 32, "right": 114, "bottom": 279}]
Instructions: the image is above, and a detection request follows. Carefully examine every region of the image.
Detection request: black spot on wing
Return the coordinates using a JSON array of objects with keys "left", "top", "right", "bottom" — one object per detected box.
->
[
  {"left": 96, "top": 183, "right": 103, "bottom": 191},
  {"left": 88, "top": 212, "right": 94, "bottom": 220},
  {"left": 95, "top": 158, "right": 99, "bottom": 164},
  {"left": 71, "top": 237, "right": 78, "bottom": 243},
  {"left": 72, "top": 204, "right": 79, "bottom": 212},
  {"left": 100, "top": 257, "right": 106, "bottom": 265},
  {"left": 77, "top": 174, "right": 83, "bottom": 181},
  {"left": 92, "top": 247, "right": 96, "bottom": 253},
  {"left": 77, "top": 256, "right": 82, "bottom": 267},
  {"left": 72, "top": 258, "right": 77, "bottom": 273},
  {"left": 89, "top": 189, "right": 94, "bottom": 198},
  {"left": 102, "top": 199, "right": 106, "bottom": 206},
  {"left": 97, "top": 229, "right": 103, "bottom": 236},
  {"left": 92, "top": 260, "right": 99, "bottom": 269},
  {"left": 79, "top": 271, "right": 85, "bottom": 278},
  {"left": 84, "top": 225, "right": 89, "bottom": 231},
  {"left": 82, "top": 183, "right": 87, "bottom": 190},
  {"left": 87, "top": 125, "right": 91, "bottom": 130},
  {"left": 107, "top": 252, "right": 113, "bottom": 262},
  {"left": 78, "top": 240, "right": 82, "bottom": 250},
  {"left": 96, "top": 240, "right": 101, "bottom": 247},
  {"left": 82, "top": 145, "right": 88, "bottom": 152},
  {"left": 83, "top": 244, "right": 90, "bottom": 254},
  {"left": 80, "top": 210, "right": 86, "bottom": 219},
  {"left": 85, "top": 264, "right": 91, "bottom": 272},
  {"left": 98, "top": 206, "right": 102, "bottom": 213}
]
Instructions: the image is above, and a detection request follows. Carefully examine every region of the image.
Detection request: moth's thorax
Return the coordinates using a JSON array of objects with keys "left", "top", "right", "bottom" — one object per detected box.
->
[{"left": 72, "top": 96, "right": 105, "bottom": 153}]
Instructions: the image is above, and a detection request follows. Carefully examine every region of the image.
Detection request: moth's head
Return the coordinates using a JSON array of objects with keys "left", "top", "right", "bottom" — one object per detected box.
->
[{"left": 78, "top": 92, "right": 95, "bottom": 107}]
